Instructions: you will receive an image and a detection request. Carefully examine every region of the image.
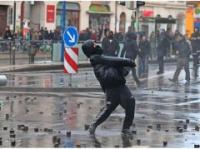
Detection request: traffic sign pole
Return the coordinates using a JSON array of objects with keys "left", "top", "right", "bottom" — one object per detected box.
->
[{"left": 61, "top": 1, "right": 66, "bottom": 62}]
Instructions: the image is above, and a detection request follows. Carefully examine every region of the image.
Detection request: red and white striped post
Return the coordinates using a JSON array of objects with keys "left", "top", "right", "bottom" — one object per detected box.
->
[{"left": 64, "top": 47, "right": 78, "bottom": 74}]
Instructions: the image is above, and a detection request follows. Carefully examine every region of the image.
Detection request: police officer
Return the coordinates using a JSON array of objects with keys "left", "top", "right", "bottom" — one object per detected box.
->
[
  {"left": 82, "top": 40, "right": 136, "bottom": 136},
  {"left": 169, "top": 33, "right": 191, "bottom": 84},
  {"left": 121, "top": 32, "right": 141, "bottom": 86}
]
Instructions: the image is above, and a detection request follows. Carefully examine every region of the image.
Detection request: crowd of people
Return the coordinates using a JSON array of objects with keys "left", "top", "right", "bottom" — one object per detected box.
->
[{"left": 2, "top": 26, "right": 61, "bottom": 41}]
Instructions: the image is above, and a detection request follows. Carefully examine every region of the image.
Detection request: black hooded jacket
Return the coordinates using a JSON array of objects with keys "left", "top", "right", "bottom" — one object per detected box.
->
[
  {"left": 90, "top": 55, "right": 135, "bottom": 91},
  {"left": 82, "top": 40, "right": 135, "bottom": 92}
]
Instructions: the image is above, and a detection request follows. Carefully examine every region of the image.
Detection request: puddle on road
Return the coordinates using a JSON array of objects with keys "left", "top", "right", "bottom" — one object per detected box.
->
[{"left": 0, "top": 91, "right": 200, "bottom": 148}]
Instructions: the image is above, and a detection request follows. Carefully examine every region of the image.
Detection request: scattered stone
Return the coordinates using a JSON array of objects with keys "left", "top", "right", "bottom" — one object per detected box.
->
[
  {"left": 5, "top": 114, "right": 9, "bottom": 120},
  {"left": 63, "top": 110, "right": 67, "bottom": 113},
  {"left": 18, "top": 100, "right": 22, "bottom": 103},
  {"left": 77, "top": 103, "right": 81, "bottom": 108},
  {"left": 163, "top": 141, "right": 167, "bottom": 147},
  {"left": 84, "top": 124, "right": 89, "bottom": 130},
  {"left": 88, "top": 106, "right": 92, "bottom": 110},
  {"left": 114, "top": 145, "right": 120, "bottom": 148},
  {"left": 194, "top": 144, "right": 200, "bottom": 148},
  {"left": 66, "top": 131, "right": 71, "bottom": 137},
  {"left": 63, "top": 101, "right": 67, "bottom": 105},
  {"left": 178, "top": 128, "right": 183, "bottom": 133},
  {"left": 137, "top": 139, "right": 141, "bottom": 145},
  {"left": 11, "top": 141, "right": 16, "bottom": 147},
  {"left": 165, "top": 130, "right": 169, "bottom": 132},
  {"left": 147, "top": 129, "right": 150, "bottom": 132},
  {"left": 10, "top": 134, "right": 16, "bottom": 138},
  {"left": 156, "top": 124, "right": 161, "bottom": 130},
  {"left": 34, "top": 128, "right": 39, "bottom": 132},
  {"left": 10, "top": 129, "right": 15, "bottom": 134},
  {"left": 57, "top": 138, "right": 61, "bottom": 144},
  {"left": 54, "top": 143, "right": 59, "bottom": 147},
  {"left": 39, "top": 112, "right": 43, "bottom": 114},
  {"left": 195, "top": 126, "right": 199, "bottom": 131},
  {"left": 6, "top": 96, "right": 9, "bottom": 100},
  {"left": 0, "top": 138, "right": 2, "bottom": 145},
  {"left": 132, "top": 130, "right": 137, "bottom": 134},
  {"left": 147, "top": 125, "right": 153, "bottom": 129},
  {"left": 52, "top": 136, "right": 57, "bottom": 143},
  {"left": 186, "top": 119, "right": 190, "bottom": 124},
  {"left": 76, "top": 144, "right": 81, "bottom": 148},
  {"left": 14, "top": 96, "right": 17, "bottom": 98},
  {"left": 3, "top": 127, "right": 7, "bottom": 131},
  {"left": 183, "top": 125, "right": 187, "bottom": 129},
  {"left": 26, "top": 109, "right": 29, "bottom": 113}
]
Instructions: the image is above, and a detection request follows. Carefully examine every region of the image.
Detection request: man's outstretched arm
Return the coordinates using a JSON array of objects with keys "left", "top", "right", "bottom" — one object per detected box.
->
[{"left": 91, "top": 55, "right": 136, "bottom": 67}]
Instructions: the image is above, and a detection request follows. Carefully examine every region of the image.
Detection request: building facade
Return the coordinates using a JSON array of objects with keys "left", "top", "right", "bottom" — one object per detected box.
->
[{"left": 0, "top": 1, "right": 186, "bottom": 38}]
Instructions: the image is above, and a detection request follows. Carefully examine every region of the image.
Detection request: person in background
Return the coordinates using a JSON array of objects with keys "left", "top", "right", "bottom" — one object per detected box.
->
[
  {"left": 169, "top": 33, "right": 191, "bottom": 84},
  {"left": 102, "top": 31, "right": 120, "bottom": 57},
  {"left": 138, "top": 34, "right": 151, "bottom": 78},
  {"left": 3, "top": 26, "right": 13, "bottom": 39},
  {"left": 121, "top": 32, "right": 141, "bottom": 86}
]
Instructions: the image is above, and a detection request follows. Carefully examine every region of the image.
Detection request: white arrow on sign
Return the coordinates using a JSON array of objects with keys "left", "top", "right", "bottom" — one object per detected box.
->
[{"left": 67, "top": 31, "right": 75, "bottom": 43}]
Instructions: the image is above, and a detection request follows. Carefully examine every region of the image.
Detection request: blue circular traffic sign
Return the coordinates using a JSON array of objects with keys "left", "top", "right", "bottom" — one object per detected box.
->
[{"left": 63, "top": 26, "right": 79, "bottom": 47}]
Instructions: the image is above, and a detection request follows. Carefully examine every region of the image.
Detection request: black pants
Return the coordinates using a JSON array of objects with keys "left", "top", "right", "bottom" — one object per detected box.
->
[
  {"left": 173, "top": 57, "right": 190, "bottom": 81},
  {"left": 91, "top": 85, "right": 135, "bottom": 130},
  {"left": 158, "top": 55, "right": 164, "bottom": 73}
]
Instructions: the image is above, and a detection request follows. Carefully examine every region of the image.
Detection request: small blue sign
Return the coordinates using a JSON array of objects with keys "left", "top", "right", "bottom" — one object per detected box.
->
[{"left": 63, "top": 26, "right": 79, "bottom": 47}]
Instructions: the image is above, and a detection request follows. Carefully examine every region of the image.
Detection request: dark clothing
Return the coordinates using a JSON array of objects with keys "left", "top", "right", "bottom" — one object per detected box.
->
[
  {"left": 121, "top": 39, "right": 139, "bottom": 60},
  {"left": 92, "top": 85, "right": 135, "bottom": 130},
  {"left": 191, "top": 32, "right": 200, "bottom": 52},
  {"left": 90, "top": 55, "right": 134, "bottom": 91},
  {"left": 121, "top": 37, "right": 140, "bottom": 84},
  {"left": 89, "top": 54, "right": 135, "bottom": 131},
  {"left": 173, "top": 39, "right": 191, "bottom": 58},
  {"left": 173, "top": 58, "right": 190, "bottom": 81},
  {"left": 172, "top": 39, "right": 191, "bottom": 81},
  {"left": 102, "top": 37, "right": 120, "bottom": 56},
  {"left": 138, "top": 40, "right": 150, "bottom": 77},
  {"left": 3, "top": 30, "right": 12, "bottom": 39},
  {"left": 157, "top": 35, "right": 171, "bottom": 73}
]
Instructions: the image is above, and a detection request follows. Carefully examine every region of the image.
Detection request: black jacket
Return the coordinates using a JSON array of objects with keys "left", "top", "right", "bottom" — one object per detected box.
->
[
  {"left": 90, "top": 55, "right": 135, "bottom": 91},
  {"left": 139, "top": 40, "right": 151, "bottom": 58},
  {"left": 121, "top": 39, "right": 139, "bottom": 60},
  {"left": 102, "top": 37, "right": 120, "bottom": 56},
  {"left": 191, "top": 32, "right": 200, "bottom": 52},
  {"left": 173, "top": 39, "right": 191, "bottom": 58}
]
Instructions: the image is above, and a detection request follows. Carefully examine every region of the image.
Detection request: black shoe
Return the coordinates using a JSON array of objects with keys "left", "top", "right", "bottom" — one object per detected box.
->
[
  {"left": 88, "top": 124, "right": 96, "bottom": 135},
  {"left": 157, "top": 71, "right": 163, "bottom": 75}
]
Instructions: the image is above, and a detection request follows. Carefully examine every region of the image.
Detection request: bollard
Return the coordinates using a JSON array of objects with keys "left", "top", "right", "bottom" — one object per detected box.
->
[{"left": 0, "top": 75, "right": 7, "bottom": 86}]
